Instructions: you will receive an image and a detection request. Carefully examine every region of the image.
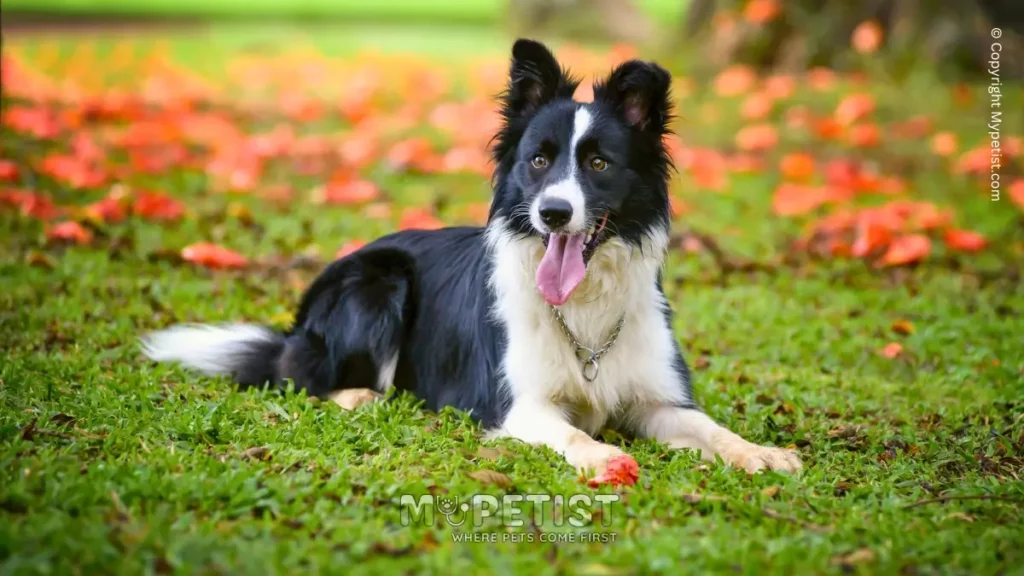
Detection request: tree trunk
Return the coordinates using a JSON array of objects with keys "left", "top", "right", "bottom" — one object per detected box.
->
[
  {"left": 507, "top": 0, "right": 653, "bottom": 44},
  {"left": 681, "top": 0, "right": 1024, "bottom": 80}
]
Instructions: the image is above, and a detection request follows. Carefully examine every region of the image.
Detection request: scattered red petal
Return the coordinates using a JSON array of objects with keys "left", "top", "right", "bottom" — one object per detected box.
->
[
  {"left": 930, "top": 131, "right": 957, "bottom": 157},
  {"left": 741, "top": 92, "right": 774, "bottom": 120},
  {"left": 735, "top": 123, "right": 778, "bottom": 151},
  {"left": 852, "top": 20, "right": 884, "bottom": 54},
  {"left": 944, "top": 229, "right": 987, "bottom": 252},
  {"left": 319, "top": 179, "right": 379, "bottom": 205},
  {"left": 772, "top": 183, "right": 829, "bottom": 216},
  {"left": 1010, "top": 179, "right": 1024, "bottom": 209},
  {"left": 835, "top": 94, "right": 876, "bottom": 126},
  {"left": 848, "top": 123, "right": 881, "bottom": 148},
  {"left": 133, "top": 190, "right": 186, "bottom": 221},
  {"left": 0, "top": 160, "right": 18, "bottom": 181},
  {"left": 878, "top": 234, "right": 931, "bottom": 267},
  {"left": 46, "top": 221, "right": 92, "bottom": 244},
  {"left": 181, "top": 242, "right": 248, "bottom": 269},
  {"left": 586, "top": 454, "right": 639, "bottom": 487},
  {"left": 879, "top": 342, "right": 903, "bottom": 359},
  {"left": 851, "top": 218, "right": 893, "bottom": 257},
  {"left": 335, "top": 239, "right": 368, "bottom": 260},
  {"left": 398, "top": 208, "right": 445, "bottom": 231},
  {"left": 780, "top": 152, "right": 815, "bottom": 181},
  {"left": 85, "top": 195, "right": 128, "bottom": 224},
  {"left": 714, "top": 65, "right": 757, "bottom": 97},
  {"left": 743, "top": 0, "right": 780, "bottom": 24}
]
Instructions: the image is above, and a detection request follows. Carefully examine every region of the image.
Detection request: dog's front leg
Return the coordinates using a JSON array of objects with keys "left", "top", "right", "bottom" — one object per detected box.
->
[
  {"left": 495, "top": 398, "right": 626, "bottom": 477},
  {"left": 638, "top": 405, "right": 802, "bottom": 473}
]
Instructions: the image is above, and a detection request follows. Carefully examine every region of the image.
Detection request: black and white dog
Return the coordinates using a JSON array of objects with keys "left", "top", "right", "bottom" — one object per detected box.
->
[{"left": 143, "top": 39, "right": 801, "bottom": 482}]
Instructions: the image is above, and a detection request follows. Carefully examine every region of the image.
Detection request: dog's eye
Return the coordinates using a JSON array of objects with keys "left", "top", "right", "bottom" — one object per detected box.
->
[
  {"left": 590, "top": 156, "right": 608, "bottom": 172},
  {"left": 531, "top": 154, "right": 549, "bottom": 169}
]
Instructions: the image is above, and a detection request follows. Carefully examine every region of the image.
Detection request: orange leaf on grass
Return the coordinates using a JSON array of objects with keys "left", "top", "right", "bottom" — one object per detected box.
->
[
  {"left": 364, "top": 202, "right": 393, "bottom": 220},
  {"left": 714, "top": 65, "right": 757, "bottom": 97},
  {"left": 85, "top": 195, "right": 128, "bottom": 224},
  {"left": 807, "top": 67, "right": 837, "bottom": 91},
  {"left": 335, "top": 239, "right": 368, "bottom": 260},
  {"left": 1009, "top": 179, "right": 1024, "bottom": 209},
  {"left": 181, "top": 242, "right": 248, "bottom": 270},
  {"left": 930, "top": 131, "right": 958, "bottom": 156},
  {"left": 741, "top": 92, "right": 774, "bottom": 120},
  {"left": 848, "top": 123, "right": 881, "bottom": 147},
  {"left": 319, "top": 179, "right": 379, "bottom": 205},
  {"left": 735, "top": 123, "right": 778, "bottom": 151},
  {"left": 387, "top": 137, "right": 434, "bottom": 171},
  {"left": 763, "top": 75, "right": 796, "bottom": 100},
  {"left": 46, "top": 221, "right": 92, "bottom": 245},
  {"left": 133, "top": 191, "right": 185, "bottom": 221},
  {"left": 878, "top": 234, "right": 931, "bottom": 267},
  {"left": 669, "top": 195, "right": 687, "bottom": 218},
  {"left": 780, "top": 152, "right": 816, "bottom": 181},
  {"left": 586, "top": 454, "right": 639, "bottom": 487},
  {"left": 772, "top": 183, "right": 828, "bottom": 216},
  {"left": 835, "top": 94, "right": 876, "bottom": 126},
  {"left": 813, "top": 117, "right": 845, "bottom": 141},
  {"left": 851, "top": 20, "right": 884, "bottom": 54},
  {"left": 0, "top": 159, "right": 18, "bottom": 181},
  {"left": 743, "top": 0, "right": 780, "bottom": 24},
  {"left": 851, "top": 218, "right": 893, "bottom": 257},
  {"left": 1, "top": 189, "right": 60, "bottom": 220},
  {"left": 944, "top": 229, "right": 987, "bottom": 252},
  {"left": 398, "top": 208, "right": 445, "bottom": 231},
  {"left": 573, "top": 82, "right": 594, "bottom": 103},
  {"left": 879, "top": 342, "right": 903, "bottom": 359}
]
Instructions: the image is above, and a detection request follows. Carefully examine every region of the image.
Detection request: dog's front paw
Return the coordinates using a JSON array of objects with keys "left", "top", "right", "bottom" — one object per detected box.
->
[
  {"left": 712, "top": 431, "right": 802, "bottom": 474},
  {"left": 566, "top": 440, "right": 638, "bottom": 486}
]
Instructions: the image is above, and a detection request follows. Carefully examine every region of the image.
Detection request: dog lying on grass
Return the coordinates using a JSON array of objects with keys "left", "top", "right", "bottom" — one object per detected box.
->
[{"left": 142, "top": 39, "right": 802, "bottom": 485}]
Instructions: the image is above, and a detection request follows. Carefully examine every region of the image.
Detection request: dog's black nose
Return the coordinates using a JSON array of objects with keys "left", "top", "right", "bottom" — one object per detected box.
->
[{"left": 538, "top": 197, "right": 573, "bottom": 230}]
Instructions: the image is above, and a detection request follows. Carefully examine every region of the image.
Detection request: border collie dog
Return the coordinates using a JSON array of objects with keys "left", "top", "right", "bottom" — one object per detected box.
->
[{"left": 143, "top": 39, "right": 801, "bottom": 480}]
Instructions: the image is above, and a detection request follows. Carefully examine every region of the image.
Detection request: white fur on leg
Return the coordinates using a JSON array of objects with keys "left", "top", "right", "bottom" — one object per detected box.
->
[
  {"left": 328, "top": 388, "right": 382, "bottom": 410},
  {"left": 491, "top": 398, "right": 624, "bottom": 476},
  {"left": 140, "top": 324, "right": 277, "bottom": 375},
  {"left": 640, "top": 405, "right": 802, "bottom": 473},
  {"left": 376, "top": 353, "right": 399, "bottom": 392}
]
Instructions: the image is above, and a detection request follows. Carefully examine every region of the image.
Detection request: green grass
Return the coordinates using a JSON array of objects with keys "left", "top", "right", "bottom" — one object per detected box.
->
[{"left": 2, "top": 24, "right": 1024, "bottom": 576}]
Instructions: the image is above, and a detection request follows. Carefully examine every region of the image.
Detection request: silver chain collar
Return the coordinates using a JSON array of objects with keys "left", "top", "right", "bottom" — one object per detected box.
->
[{"left": 551, "top": 307, "right": 625, "bottom": 382}]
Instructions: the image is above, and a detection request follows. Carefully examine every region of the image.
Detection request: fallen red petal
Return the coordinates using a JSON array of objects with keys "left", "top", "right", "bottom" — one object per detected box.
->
[
  {"left": 586, "top": 454, "right": 639, "bottom": 488},
  {"left": 181, "top": 242, "right": 248, "bottom": 269}
]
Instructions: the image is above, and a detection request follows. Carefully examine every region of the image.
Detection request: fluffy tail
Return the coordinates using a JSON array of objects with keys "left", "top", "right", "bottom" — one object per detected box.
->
[{"left": 141, "top": 323, "right": 286, "bottom": 389}]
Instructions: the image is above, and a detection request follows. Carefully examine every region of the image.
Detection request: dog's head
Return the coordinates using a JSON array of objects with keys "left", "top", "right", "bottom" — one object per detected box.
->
[{"left": 489, "top": 39, "right": 673, "bottom": 306}]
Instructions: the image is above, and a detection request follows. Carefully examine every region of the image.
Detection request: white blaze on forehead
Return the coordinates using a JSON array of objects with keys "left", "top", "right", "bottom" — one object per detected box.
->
[{"left": 531, "top": 106, "right": 593, "bottom": 233}]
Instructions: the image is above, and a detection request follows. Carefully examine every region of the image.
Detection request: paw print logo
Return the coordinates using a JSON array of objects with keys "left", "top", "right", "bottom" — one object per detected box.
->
[
  {"left": 436, "top": 496, "right": 468, "bottom": 526},
  {"left": 436, "top": 496, "right": 458, "bottom": 515}
]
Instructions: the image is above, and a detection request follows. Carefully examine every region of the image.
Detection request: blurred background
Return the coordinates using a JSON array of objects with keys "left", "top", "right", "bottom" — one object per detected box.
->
[{"left": 1, "top": 0, "right": 1022, "bottom": 268}]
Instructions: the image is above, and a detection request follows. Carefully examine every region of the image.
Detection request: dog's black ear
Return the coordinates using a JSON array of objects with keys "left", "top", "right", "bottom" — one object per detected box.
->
[
  {"left": 504, "top": 39, "right": 575, "bottom": 117},
  {"left": 595, "top": 60, "right": 672, "bottom": 133}
]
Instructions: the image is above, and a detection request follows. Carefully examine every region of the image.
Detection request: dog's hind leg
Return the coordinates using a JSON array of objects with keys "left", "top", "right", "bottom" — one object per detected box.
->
[{"left": 278, "top": 248, "right": 415, "bottom": 400}]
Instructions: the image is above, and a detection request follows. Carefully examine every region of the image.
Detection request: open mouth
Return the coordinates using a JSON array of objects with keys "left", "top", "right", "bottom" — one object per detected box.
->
[{"left": 536, "top": 213, "right": 609, "bottom": 306}]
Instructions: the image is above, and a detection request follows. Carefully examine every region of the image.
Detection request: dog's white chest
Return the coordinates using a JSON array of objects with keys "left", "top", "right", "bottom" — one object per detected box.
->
[{"left": 487, "top": 224, "right": 687, "bottom": 434}]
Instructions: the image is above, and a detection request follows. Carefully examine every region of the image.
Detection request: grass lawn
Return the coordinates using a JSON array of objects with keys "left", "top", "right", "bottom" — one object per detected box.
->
[{"left": 2, "top": 23, "right": 1024, "bottom": 575}]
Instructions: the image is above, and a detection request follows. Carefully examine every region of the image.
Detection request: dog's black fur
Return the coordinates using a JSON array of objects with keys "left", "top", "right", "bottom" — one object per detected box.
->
[{"left": 146, "top": 39, "right": 691, "bottom": 430}]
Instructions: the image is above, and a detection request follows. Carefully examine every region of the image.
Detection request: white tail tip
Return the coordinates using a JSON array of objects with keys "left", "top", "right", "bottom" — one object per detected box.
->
[{"left": 141, "top": 323, "right": 277, "bottom": 375}]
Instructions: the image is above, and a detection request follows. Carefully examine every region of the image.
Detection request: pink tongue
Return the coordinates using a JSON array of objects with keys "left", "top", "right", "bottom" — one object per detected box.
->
[{"left": 536, "top": 233, "right": 587, "bottom": 306}]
